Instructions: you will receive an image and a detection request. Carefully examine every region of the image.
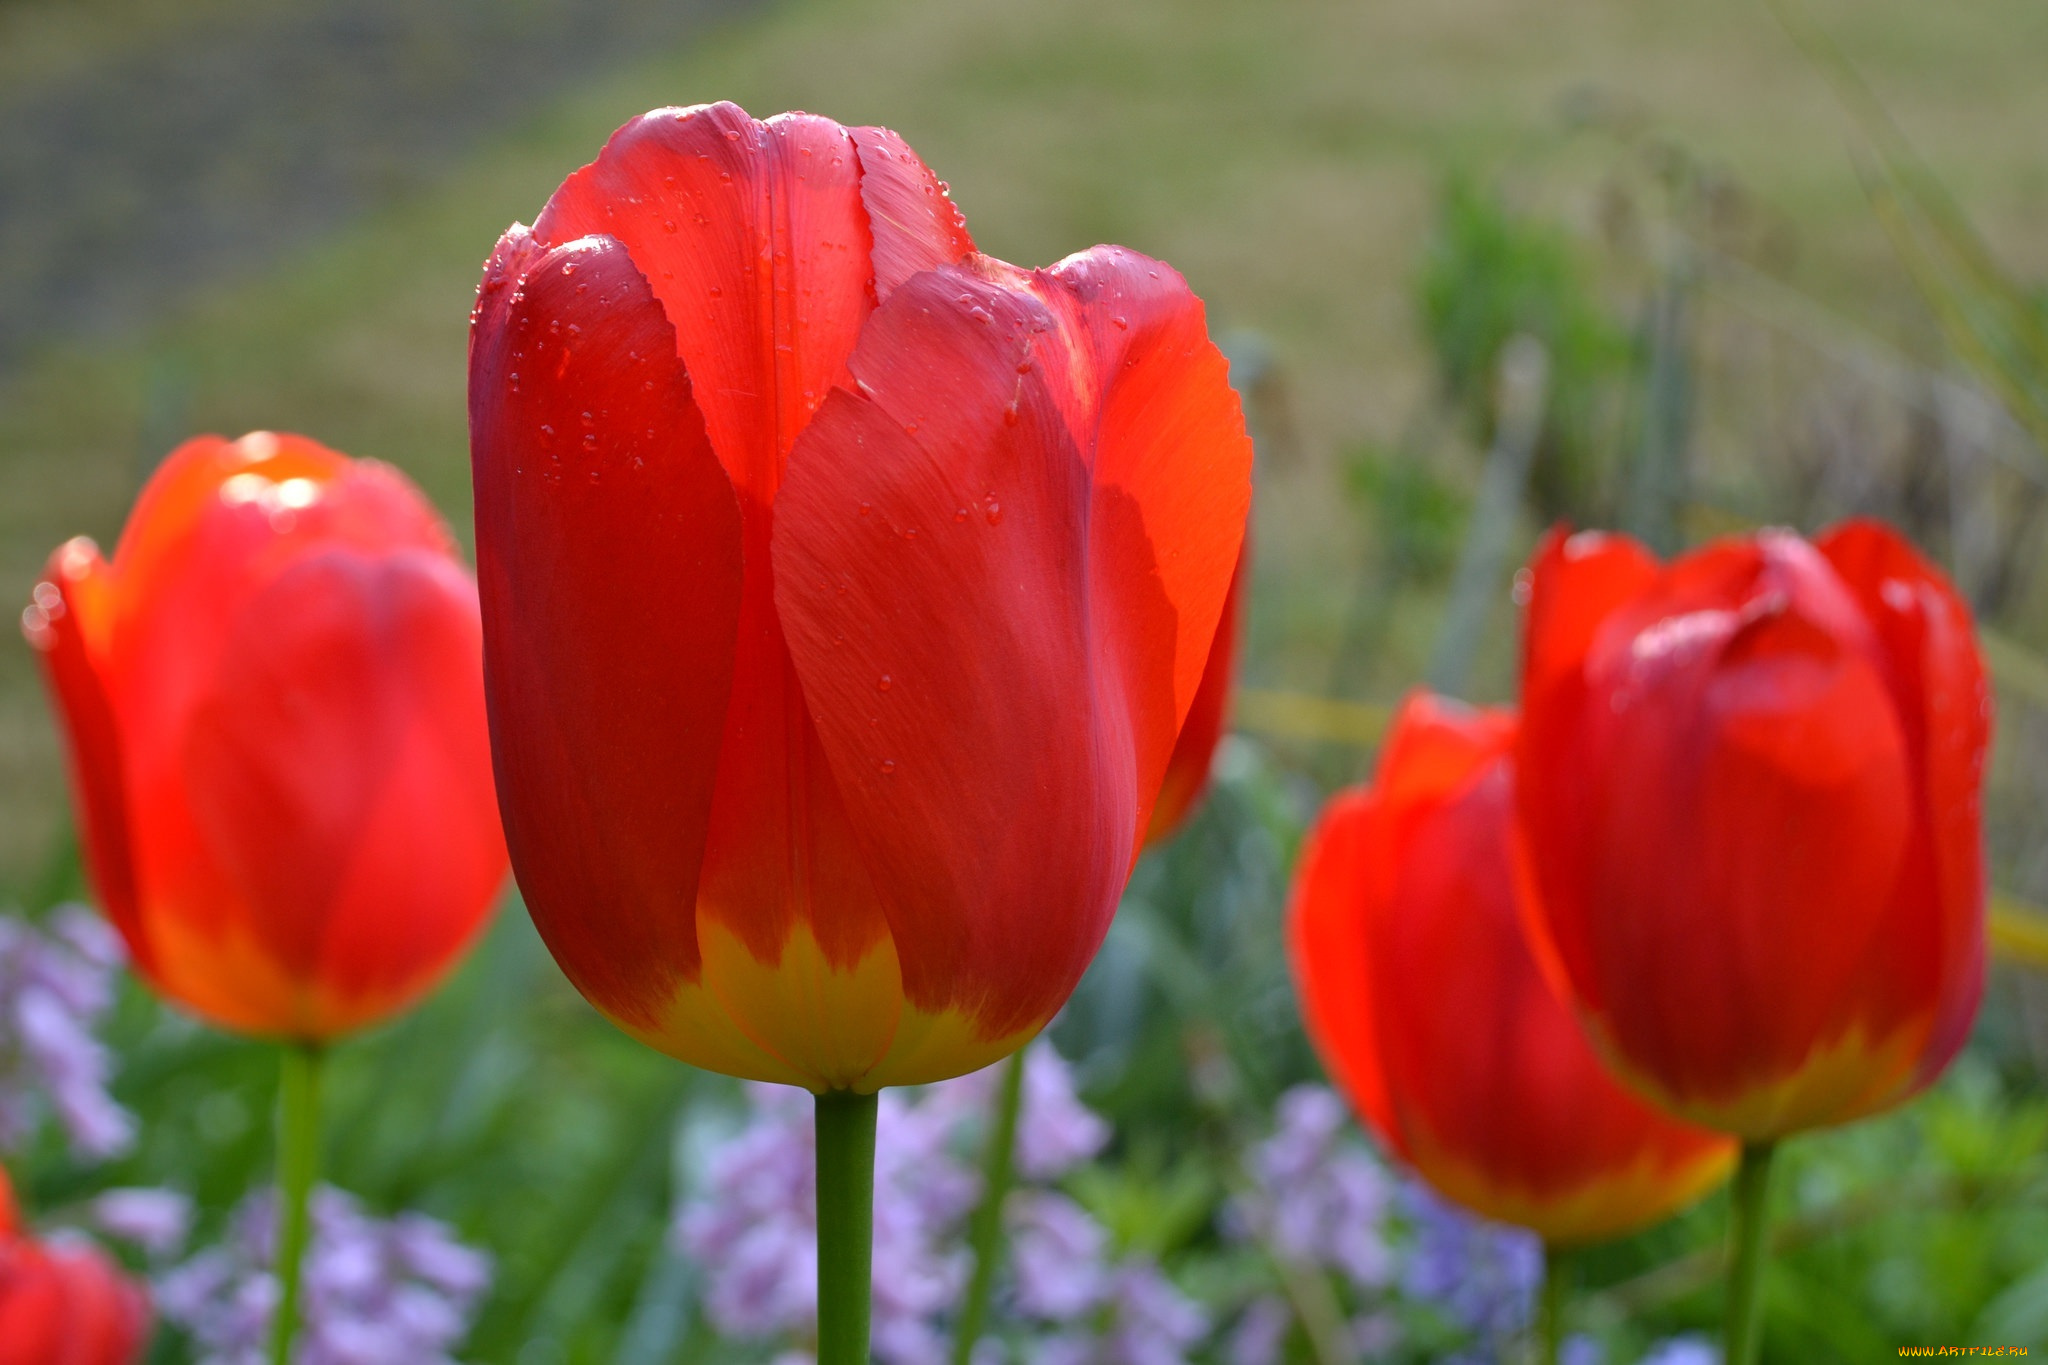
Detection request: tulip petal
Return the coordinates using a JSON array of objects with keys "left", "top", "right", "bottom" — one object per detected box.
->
[
  {"left": 1146, "top": 544, "right": 1244, "bottom": 846},
  {"left": 1288, "top": 786, "right": 1401, "bottom": 1149},
  {"left": 532, "top": 102, "right": 975, "bottom": 511},
  {"left": 469, "top": 229, "right": 770, "bottom": 1073},
  {"left": 1819, "top": 519, "right": 1990, "bottom": 1097},
  {"left": 850, "top": 125, "right": 977, "bottom": 299},
  {"left": 24, "top": 541, "right": 144, "bottom": 965},
  {"left": 774, "top": 257, "right": 1250, "bottom": 1078}
]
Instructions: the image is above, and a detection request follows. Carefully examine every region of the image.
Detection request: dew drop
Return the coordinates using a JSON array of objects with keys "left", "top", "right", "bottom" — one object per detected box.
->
[
  {"left": 663, "top": 219, "right": 678, "bottom": 233},
  {"left": 583, "top": 434, "right": 599, "bottom": 451},
  {"left": 1111, "top": 315, "right": 1128, "bottom": 330},
  {"left": 878, "top": 759, "right": 897, "bottom": 775},
  {"left": 903, "top": 527, "right": 920, "bottom": 541},
  {"left": 877, "top": 674, "right": 893, "bottom": 692},
  {"left": 858, "top": 502, "right": 872, "bottom": 516},
  {"left": 561, "top": 262, "right": 577, "bottom": 277},
  {"left": 580, "top": 411, "right": 595, "bottom": 427},
  {"left": 539, "top": 424, "right": 555, "bottom": 437},
  {"left": 508, "top": 372, "right": 520, "bottom": 391},
  {"left": 575, "top": 282, "right": 588, "bottom": 295},
  {"left": 955, "top": 507, "right": 970, "bottom": 523},
  {"left": 1003, "top": 402, "right": 1020, "bottom": 427},
  {"left": 566, "top": 323, "right": 582, "bottom": 337},
  {"left": 709, "top": 284, "right": 723, "bottom": 297},
  {"left": 984, "top": 500, "right": 1003, "bottom": 526}
]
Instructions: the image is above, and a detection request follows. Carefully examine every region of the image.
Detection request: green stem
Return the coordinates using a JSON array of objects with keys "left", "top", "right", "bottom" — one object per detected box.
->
[
  {"left": 816, "top": 1090, "right": 879, "bottom": 1365},
  {"left": 269, "top": 1042, "right": 325, "bottom": 1365},
  {"left": 1724, "top": 1140, "right": 1779, "bottom": 1365},
  {"left": 951, "top": 1049, "right": 1027, "bottom": 1365},
  {"left": 1538, "top": 1244, "right": 1571, "bottom": 1365}
]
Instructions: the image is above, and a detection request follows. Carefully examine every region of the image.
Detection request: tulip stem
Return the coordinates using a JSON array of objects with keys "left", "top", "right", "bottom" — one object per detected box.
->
[
  {"left": 952, "top": 1048, "right": 1028, "bottom": 1365},
  {"left": 1724, "top": 1139, "right": 1778, "bottom": 1365},
  {"left": 816, "top": 1089, "right": 879, "bottom": 1365},
  {"left": 1538, "top": 1244, "right": 1571, "bottom": 1365},
  {"left": 270, "top": 1042, "right": 325, "bottom": 1365}
]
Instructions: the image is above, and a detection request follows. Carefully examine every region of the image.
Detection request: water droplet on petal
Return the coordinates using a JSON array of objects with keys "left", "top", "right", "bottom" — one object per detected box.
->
[
  {"left": 1110, "top": 315, "right": 1128, "bottom": 330},
  {"left": 984, "top": 500, "right": 1003, "bottom": 526},
  {"left": 877, "top": 674, "right": 892, "bottom": 692},
  {"left": 878, "top": 758, "right": 897, "bottom": 775},
  {"left": 955, "top": 507, "right": 970, "bottom": 523}
]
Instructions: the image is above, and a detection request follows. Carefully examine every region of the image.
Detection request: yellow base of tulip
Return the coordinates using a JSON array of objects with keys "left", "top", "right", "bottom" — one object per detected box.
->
[
  {"left": 1405, "top": 1123, "right": 1736, "bottom": 1247},
  {"left": 619, "top": 919, "right": 1040, "bottom": 1092},
  {"left": 1584, "top": 1013, "right": 1929, "bottom": 1141}
]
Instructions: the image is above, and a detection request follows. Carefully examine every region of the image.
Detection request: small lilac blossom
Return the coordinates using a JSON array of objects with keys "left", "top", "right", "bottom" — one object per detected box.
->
[
  {"left": 1225, "top": 1294, "right": 1291, "bottom": 1365},
  {"left": 155, "top": 1184, "right": 490, "bottom": 1365},
  {"left": 0, "top": 905, "right": 133, "bottom": 1160},
  {"left": 1035, "top": 1259, "right": 1208, "bottom": 1365},
  {"left": 1229, "top": 1084, "right": 1395, "bottom": 1288},
  {"left": 675, "top": 1082, "right": 976, "bottom": 1365},
  {"left": 91, "top": 1186, "right": 195, "bottom": 1258},
  {"left": 920, "top": 1043, "right": 1109, "bottom": 1181},
  {"left": 1007, "top": 1191, "right": 1109, "bottom": 1320},
  {"left": 676, "top": 1044, "right": 1194, "bottom": 1363},
  {"left": 1562, "top": 1335, "right": 1607, "bottom": 1365},
  {"left": 1639, "top": 1337, "right": 1720, "bottom": 1365},
  {"left": 1400, "top": 1181, "right": 1542, "bottom": 1341}
]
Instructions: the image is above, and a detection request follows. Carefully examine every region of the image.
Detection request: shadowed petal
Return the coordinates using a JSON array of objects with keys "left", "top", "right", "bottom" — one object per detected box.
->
[{"left": 469, "top": 228, "right": 753, "bottom": 1055}]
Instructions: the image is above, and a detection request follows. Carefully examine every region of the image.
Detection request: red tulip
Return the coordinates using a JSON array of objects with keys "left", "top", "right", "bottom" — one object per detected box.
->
[
  {"left": 468, "top": 103, "right": 1251, "bottom": 1092},
  {"left": 0, "top": 1172, "right": 150, "bottom": 1365},
  {"left": 1290, "top": 693, "right": 1733, "bottom": 1245},
  {"left": 1145, "top": 547, "right": 1245, "bottom": 846},
  {"left": 21, "top": 433, "right": 508, "bottom": 1041},
  {"left": 1515, "top": 521, "right": 1990, "bottom": 1139}
]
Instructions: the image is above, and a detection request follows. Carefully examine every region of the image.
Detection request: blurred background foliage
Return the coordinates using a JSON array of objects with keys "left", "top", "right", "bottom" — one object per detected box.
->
[{"left": 3, "top": 0, "right": 2048, "bottom": 1359}]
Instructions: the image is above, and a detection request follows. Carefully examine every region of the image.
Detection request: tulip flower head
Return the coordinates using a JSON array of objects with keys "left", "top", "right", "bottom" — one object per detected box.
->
[
  {"left": 1515, "top": 522, "right": 1991, "bottom": 1140},
  {"left": 22, "top": 433, "right": 508, "bottom": 1042},
  {"left": 0, "top": 1168, "right": 150, "bottom": 1365},
  {"left": 1290, "top": 694, "right": 1735, "bottom": 1246},
  {"left": 468, "top": 103, "right": 1251, "bottom": 1092}
]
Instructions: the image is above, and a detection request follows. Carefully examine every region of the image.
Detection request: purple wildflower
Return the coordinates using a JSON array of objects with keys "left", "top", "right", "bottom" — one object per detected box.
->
[
  {"left": 1400, "top": 1181, "right": 1542, "bottom": 1341},
  {"left": 1008, "top": 1191, "right": 1109, "bottom": 1320},
  {"left": 675, "top": 1042, "right": 1189, "bottom": 1363},
  {"left": 0, "top": 905, "right": 133, "bottom": 1160},
  {"left": 675, "top": 1082, "right": 976, "bottom": 1365},
  {"left": 1639, "top": 1337, "right": 1720, "bottom": 1365},
  {"left": 1225, "top": 1295, "right": 1291, "bottom": 1365},
  {"left": 91, "top": 1186, "right": 195, "bottom": 1258},
  {"left": 1033, "top": 1259, "right": 1208, "bottom": 1365},
  {"left": 155, "top": 1184, "right": 490, "bottom": 1365},
  {"left": 1230, "top": 1085, "right": 1396, "bottom": 1288}
]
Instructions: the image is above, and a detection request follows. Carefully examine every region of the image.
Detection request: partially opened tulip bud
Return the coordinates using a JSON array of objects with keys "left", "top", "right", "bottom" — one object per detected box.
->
[
  {"left": 23, "top": 433, "right": 508, "bottom": 1041},
  {"left": 23, "top": 431, "right": 508, "bottom": 1362},
  {"left": 1513, "top": 520, "right": 1991, "bottom": 1363},
  {"left": 1288, "top": 694, "right": 1732, "bottom": 1353},
  {"left": 468, "top": 102, "right": 1250, "bottom": 1363},
  {"left": 0, "top": 1168, "right": 151, "bottom": 1364}
]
